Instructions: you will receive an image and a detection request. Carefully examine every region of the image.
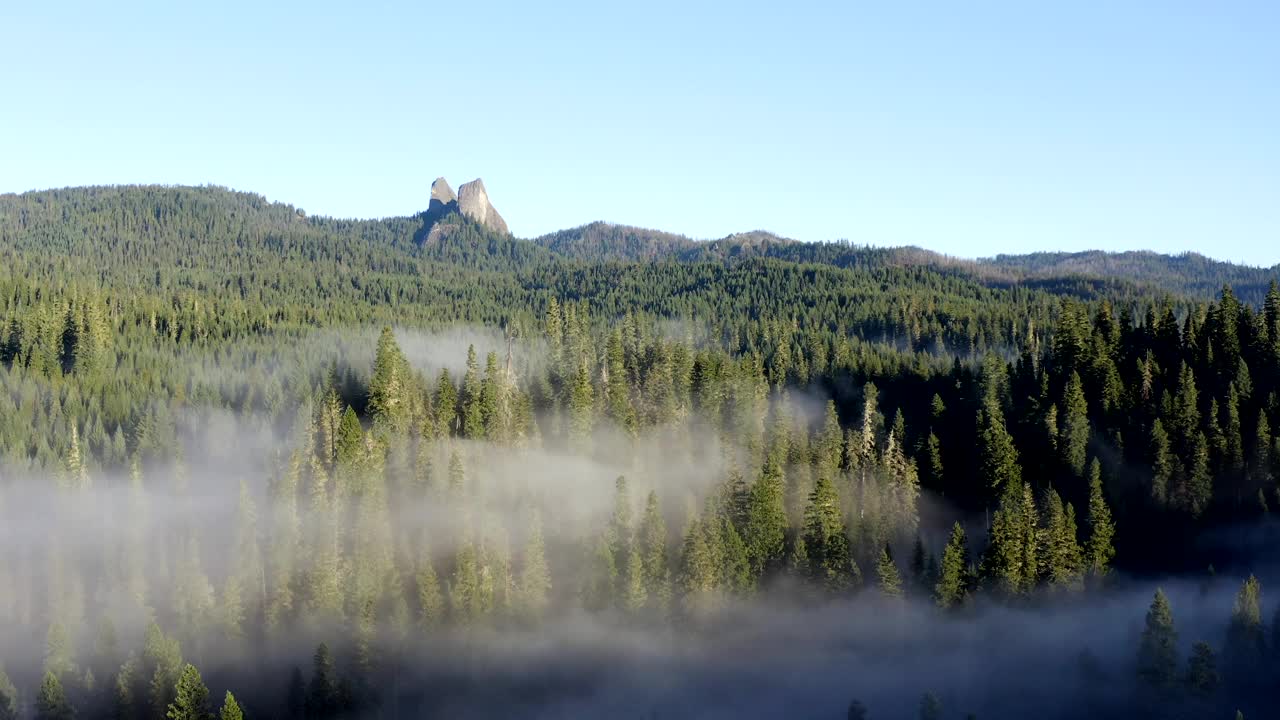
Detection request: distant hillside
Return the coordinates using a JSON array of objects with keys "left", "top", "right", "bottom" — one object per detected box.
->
[{"left": 988, "top": 251, "right": 1280, "bottom": 306}]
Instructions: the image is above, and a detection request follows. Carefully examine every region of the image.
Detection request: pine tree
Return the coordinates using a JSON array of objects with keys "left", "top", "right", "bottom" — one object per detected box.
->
[
  {"left": 1059, "top": 371, "right": 1090, "bottom": 477},
  {"left": 978, "top": 400, "right": 1021, "bottom": 492},
  {"left": 1225, "top": 575, "right": 1265, "bottom": 675},
  {"left": 35, "top": 672, "right": 73, "bottom": 720},
  {"left": 875, "top": 545, "right": 903, "bottom": 598},
  {"left": 984, "top": 481, "right": 1037, "bottom": 596},
  {"left": 305, "top": 644, "right": 338, "bottom": 720},
  {"left": 165, "top": 664, "right": 210, "bottom": 720},
  {"left": 743, "top": 460, "right": 787, "bottom": 578},
  {"left": 368, "top": 326, "right": 410, "bottom": 435},
  {"left": 935, "top": 522, "right": 971, "bottom": 609},
  {"left": 1184, "top": 641, "right": 1219, "bottom": 697},
  {"left": 0, "top": 667, "right": 16, "bottom": 720},
  {"left": 638, "top": 491, "right": 670, "bottom": 612},
  {"left": 1137, "top": 589, "right": 1179, "bottom": 688},
  {"left": 584, "top": 531, "right": 618, "bottom": 612},
  {"left": 461, "top": 345, "right": 485, "bottom": 439},
  {"left": 518, "top": 510, "right": 552, "bottom": 621},
  {"left": 801, "top": 476, "right": 853, "bottom": 590},
  {"left": 416, "top": 557, "right": 444, "bottom": 629},
  {"left": 1085, "top": 458, "right": 1116, "bottom": 577},
  {"left": 218, "top": 693, "right": 242, "bottom": 720},
  {"left": 1039, "top": 489, "right": 1082, "bottom": 590},
  {"left": 567, "top": 362, "right": 595, "bottom": 453},
  {"left": 435, "top": 368, "right": 458, "bottom": 437},
  {"left": 1150, "top": 419, "right": 1174, "bottom": 506},
  {"left": 603, "top": 328, "right": 637, "bottom": 435},
  {"left": 677, "top": 518, "right": 719, "bottom": 611},
  {"left": 923, "top": 431, "right": 944, "bottom": 490}
]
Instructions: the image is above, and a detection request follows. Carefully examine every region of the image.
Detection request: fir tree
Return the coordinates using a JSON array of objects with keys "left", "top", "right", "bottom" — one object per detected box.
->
[
  {"left": 1184, "top": 641, "right": 1219, "bottom": 697},
  {"left": 638, "top": 491, "right": 670, "bottom": 612},
  {"left": 517, "top": 510, "right": 552, "bottom": 621},
  {"left": 165, "top": 664, "right": 210, "bottom": 720},
  {"left": 1085, "top": 458, "right": 1115, "bottom": 577},
  {"left": 801, "top": 475, "right": 853, "bottom": 591},
  {"left": 1225, "top": 575, "right": 1266, "bottom": 675},
  {"left": 1137, "top": 589, "right": 1179, "bottom": 688},
  {"left": 35, "top": 672, "right": 73, "bottom": 720},
  {"left": 935, "top": 522, "right": 971, "bottom": 609},
  {"left": 875, "top": 545, "right": 903, "bottom": 598},
  {"left": 368, "top": 326, "right": 410, "bottom": 435},
  {"left": 218, "top": 693, "right": 242, "bottom": 720},
  {"left": 1059, "top": 371, "right": 1090, "bottom": 477},
  {"left": 0, "top": 667, "right": 16, "bottom": 720}
]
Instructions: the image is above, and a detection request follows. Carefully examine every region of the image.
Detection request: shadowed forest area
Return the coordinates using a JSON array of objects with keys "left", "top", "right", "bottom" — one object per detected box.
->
[{"left": 1, "top": 186, "right": 1280, "bottom": 718}]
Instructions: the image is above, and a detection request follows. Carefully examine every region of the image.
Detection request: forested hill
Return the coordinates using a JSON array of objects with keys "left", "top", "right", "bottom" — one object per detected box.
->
[
  {"left": 535, "top": 222, "right": 1278, "bottom": 305},
  {"left": 5, "top": 183, "right": 1280, "bottom": 719},
  {"left": 4, "top": 184, "right": 1274, "bottom": 307},
  {"left": 988, "top": 251, "right": 1280, "bottom": 307}
]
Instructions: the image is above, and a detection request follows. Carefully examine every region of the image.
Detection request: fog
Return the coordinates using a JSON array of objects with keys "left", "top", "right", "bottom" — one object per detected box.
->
[{"left": 0, "top": 330, "right": 1274, "bottom": 720}]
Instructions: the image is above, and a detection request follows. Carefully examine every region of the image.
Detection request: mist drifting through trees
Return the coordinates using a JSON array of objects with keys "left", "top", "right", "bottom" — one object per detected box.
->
[{"left": 0, "top": 186, "right": 1279, "bottom": 718}]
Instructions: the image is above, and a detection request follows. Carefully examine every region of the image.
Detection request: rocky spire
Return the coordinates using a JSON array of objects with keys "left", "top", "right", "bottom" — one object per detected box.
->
[
  {"left": 457, "top": 178, "right": 508, "bottom": 234},
  {"left": 429, "top": 177, "right": 457, "bottom": 212}
]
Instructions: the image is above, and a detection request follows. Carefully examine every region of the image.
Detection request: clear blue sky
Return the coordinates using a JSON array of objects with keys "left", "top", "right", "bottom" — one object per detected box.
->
[{"left": 2, "top": 1, "right": 1277, "bottom": 265}]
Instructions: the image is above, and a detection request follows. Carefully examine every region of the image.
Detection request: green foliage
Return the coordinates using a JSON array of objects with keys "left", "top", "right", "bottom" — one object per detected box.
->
[
  {"left": 218, "top": 693, "right": 242, "bottom": 720},
  {"left": 1137, "top": 589, "right": 1179, "bottom": 688},
  {"left": 935, "top": 523, "right": 971, "bottom": 609},
  {"left": 166, "top": 664, "right": 211, "bottom": 720},
  {"left": 36, "top": 672, "right": 73, "bottom": 720}
]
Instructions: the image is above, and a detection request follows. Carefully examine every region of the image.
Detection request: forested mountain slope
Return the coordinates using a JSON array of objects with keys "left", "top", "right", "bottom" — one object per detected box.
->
[{"left": 1, "top": 184, "right": 1279, "bottom": 719}]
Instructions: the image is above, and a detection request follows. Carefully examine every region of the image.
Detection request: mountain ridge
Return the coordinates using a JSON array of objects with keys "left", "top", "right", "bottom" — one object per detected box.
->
[{"left": 3, "top": 183, "right": 1276, "bottom": 305}]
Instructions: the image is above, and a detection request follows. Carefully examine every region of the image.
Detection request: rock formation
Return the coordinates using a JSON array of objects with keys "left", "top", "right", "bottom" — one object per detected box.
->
[
  {"left": 456, "top": 178, "right": 508, "bottom": 234},
  {"left": 429, "top": 177, "right": 456, "bottom": 213}
]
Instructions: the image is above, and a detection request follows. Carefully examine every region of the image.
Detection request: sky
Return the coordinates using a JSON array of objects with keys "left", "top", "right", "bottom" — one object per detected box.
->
[{"left": 1, "top": 0, "right": 1277, "bottom": 265}]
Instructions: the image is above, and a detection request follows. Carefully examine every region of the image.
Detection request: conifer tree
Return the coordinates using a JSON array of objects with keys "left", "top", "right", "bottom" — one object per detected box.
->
[
  {"left": 305, "top": 644, "right": 338, "bottom": 720},
  {"left": 166, "top": 664, "right": 211, "bottom": 720},
  {"left": 1150, "top": 419, "right": 1174, "bottom": 506},
  {"left": 518, "top": 510, "right": 552, "bottom": 621},
  {"left": 1225, "top": 575, "right": 1266, "bottom": 675},
  {"left": 218, "top": 693, "right": 242, "bottom": 720},
  {"left": 984, "top": 481, "right": 1037, "bottom": 596},
  {"left": 638, "top": 491, "right": 670, "bottom": 612},
  {"left": 567, "top": 362, "right": 595, "bottom": 453},
  {"left": 35, "top": 672, "right": 73, "bottom": 720},
  {"left": 1085, "top": 458, "right": 1116, "bottom": 577},
  {"left": 460, "top": 345, "right": 485, "bottom": 439},
  {"left": 1137, "top": 589, "right": 1179, "bottom": 688},
  {"left": 435, "top": 368, "right": 458, "bottom": 437},
  {"left": 743, "top": 461, "right": 787, "bottom": 577},
  {"left": 368, "top": 326, "right": 410, "bottom": 435},
  {"left": 416, "top": 556, "right": 444, "bottom": 629},
  {"left": 1038, "top": 490, "right": 1082, "bottom": 590},
  {"left": 1059, "top": 371, "right": 1090, "bottom": 477},
  {"left": 1184, "top": 641, "right": 1219, "bottom": 697},
  {"left": 978, "top": 400, "right": 1021, "bottom": 492},
  {"left": 935, "top": 522, "right": 971, "bottom": 609},
  {"left": 801, "top": 476, "right": 853, "bottom": 590},
  {"left": 875, "top": 545, "right": 903, "bottom": 598},
  {"left": 603, "top": 328, "right": 637, "bottom": 435},
  {"left": 0, "top": 667, "right": 16, "bottom": 720}
]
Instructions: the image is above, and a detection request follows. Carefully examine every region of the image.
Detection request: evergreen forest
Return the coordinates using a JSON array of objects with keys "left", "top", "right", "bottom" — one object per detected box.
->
[{"left": 1, "top": 185, "right": 1279, "bottom": 719}]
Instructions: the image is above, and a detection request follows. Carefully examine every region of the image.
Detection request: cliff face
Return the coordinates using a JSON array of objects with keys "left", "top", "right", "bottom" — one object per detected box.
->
[{"left": 456, "top": 178, "right": 508, "bottom": 234}]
